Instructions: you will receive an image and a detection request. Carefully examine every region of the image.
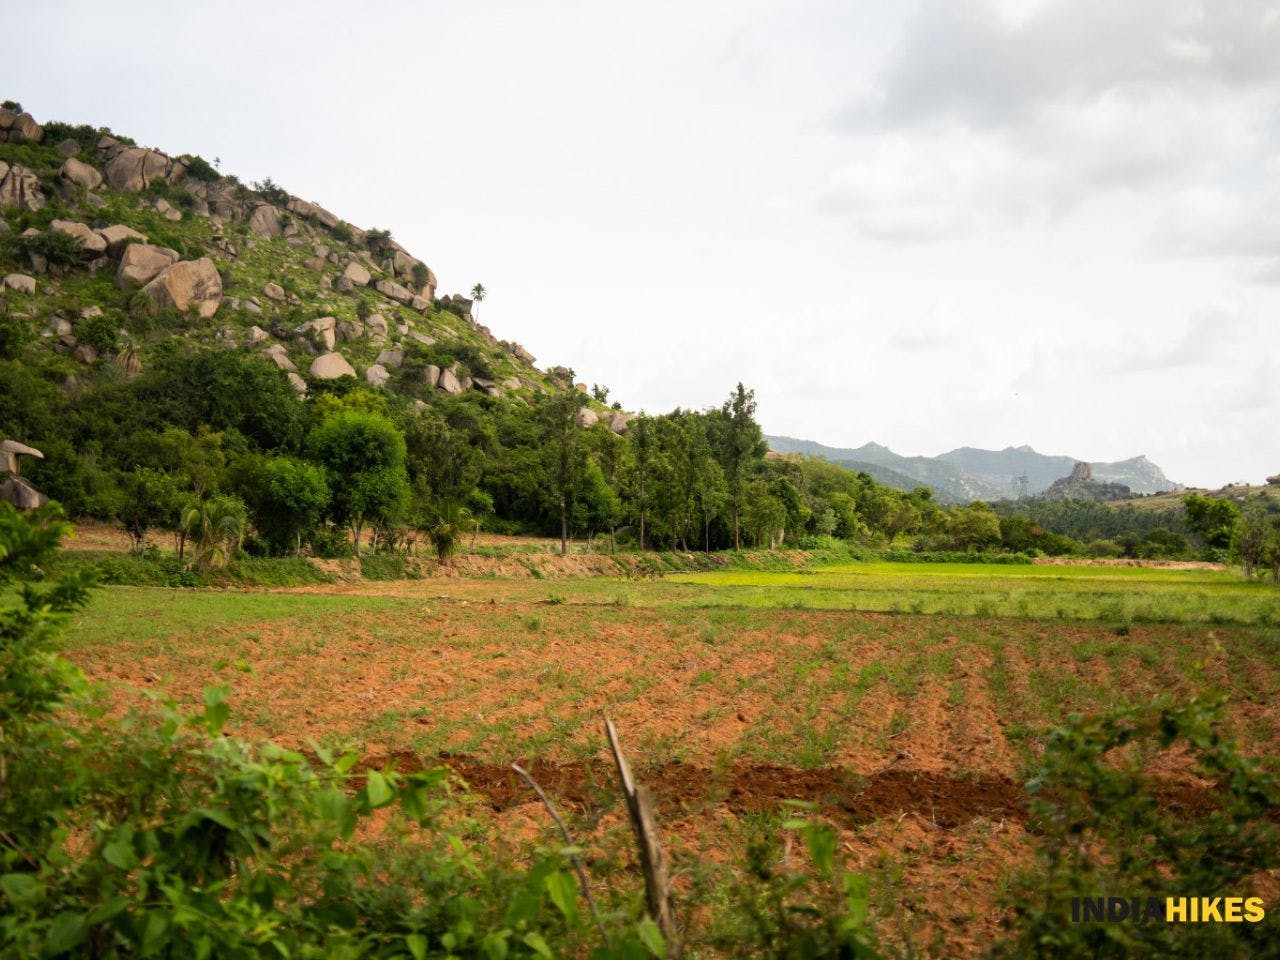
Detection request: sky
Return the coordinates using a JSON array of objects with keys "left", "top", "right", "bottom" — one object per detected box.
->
[{"left": 6, "top": 0, "right": 1280, "bottom": 487}]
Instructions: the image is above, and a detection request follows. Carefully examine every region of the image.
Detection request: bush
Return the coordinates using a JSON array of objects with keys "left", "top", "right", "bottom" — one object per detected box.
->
[
  {"left": 75, "top": 310, "right": 120, "bottom": 355},
  {"left": 14, "top": 229, "right": 85, "bottom": 266},
  {"left": 252, "top": 176, "right": 290, "bottom": 206},
  {"left": 997, "top": 695, "right": 1279, "bottom": 958},
  {"left": 181, "top": 153, "right": 220, "bottom": 182}
]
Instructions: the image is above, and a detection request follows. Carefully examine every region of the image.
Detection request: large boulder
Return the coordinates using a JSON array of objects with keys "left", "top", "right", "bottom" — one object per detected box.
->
[
  {"left": 296, "top": 316, "right": 336, "bottom": 351},
  {"left": 188, "top": 179, "right": 247, "bottom": 221},
  {"left": 248, "top": 204, "right": 282, "bottom": 238},
  {"left": 262, "top": 282, "right": 286, "bottom": 301},
  {"left": 286, "top": 197, "right": 341, "bottom": 230},
  {"left": 0, "top": 108, "right": 42, "bottom": 143},
  {"left": 437, "top": 365, "right": 464, "bottom": 395},
  {"left": 365, "top": 313, "right": 389, "bottom": 338},
  {"left": 0, "top": 161, "right": 45, "bottom": 211},
  {"left": 262, "top": 343, "right": 297, "bottom": 372},
  {"left": 309, "top": 351, "right": 356, "bottom": 380},
  {"left": 56, "top": 138, "right": 81, "bottom": 158},
  {"left": 286, "top": 372, "right": 308, "bottom": 394},
  {"left": 50, "top": 220, "right": 107, "bottom": 255},
  {"left": 423, "top": 364, "right": 441, "bottom": 388},
  {"left": 576, "top": 408, "right": 599, "bottom": 428},
  {"left": 3, "top": 273, "right": 36, "bottom": 295},
  {"left": 102, "top": 147, "right": 173, "bottom": 192},
  {"left": 60, "top": 157, "right": 103, "bottom": 191},
  {"left": 375, "top": 349, "right": 403, "bottom": 369},
  {"left": 341, "top": 261, "right": 371, "bottom": 286},
  {"left": 365, "top": 364, "right": 390, "bottom": 387},
  {"left": 116, "top": 244, "right": 180, "bottom": 287},
  {"left": 336, "top": 319, "right": 363, "bottom": 342},
  {"left": 142, "top": 258, "right": 222, "bottom": 318},
  {"left": 375, "top": 278, "right": 414, "bottom": 305},
  {"left": 97, "top": 224, "right": 148, "bottom": 255}
]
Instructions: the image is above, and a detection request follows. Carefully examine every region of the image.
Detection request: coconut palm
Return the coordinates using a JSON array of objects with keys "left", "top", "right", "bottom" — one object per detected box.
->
[
  {"left": 470, "top": 283, "right": 486, "bottom": 320},
  {"left": 423, "top": 499, "right": 473, "bottom": 564},
  {"left": 181, "top": 495, "right": 247, "bottom": 570}
]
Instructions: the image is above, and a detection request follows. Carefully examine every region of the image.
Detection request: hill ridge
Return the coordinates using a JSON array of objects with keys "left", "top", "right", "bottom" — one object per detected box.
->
[{"left": 765, "top": 435, "right": 1179, "bottom": 503}]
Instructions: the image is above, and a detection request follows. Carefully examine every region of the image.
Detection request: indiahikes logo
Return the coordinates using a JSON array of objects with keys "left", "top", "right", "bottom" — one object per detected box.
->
[{"left": 1071, "top": 897, "right": 1266, "bottom": 923}]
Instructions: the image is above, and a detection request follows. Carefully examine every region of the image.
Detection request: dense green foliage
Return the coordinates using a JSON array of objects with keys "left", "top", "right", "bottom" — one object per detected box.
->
[{"left": 998, "top": 695, "right": 1279, "bottom": 958}]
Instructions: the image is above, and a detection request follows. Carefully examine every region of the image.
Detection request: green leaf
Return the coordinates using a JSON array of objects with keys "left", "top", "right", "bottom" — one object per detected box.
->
[
  {"left": 636, "top": 917, "right": 667, "bottom": 959},
  {"left": 193, "top": 807, "right": 237, "bottom": 830},
  {"left": 365, "top": 770, "right": 395, "bottom": 808},
  {"left": 804, "top": 822, "right": 837, "bottom": 877},
  {"left": 43, "top": 911, "right": 88, "bottom": 956},
  {"left": 543, "top": 869, "right": 578, "bottom": 925},
  {"left": 102, "top": 836, "right": 138, "bottom": 870},
  {"left": 0, "top": 872, "right": 43, "bottom": 909},
  {"left": 522, "top": 931, "right": 554, "bottom": 959},
  {"left": 842, "top": 871, "right": 870, "bottom": 926},
  {"left": 481, "top": 930, "right": 510, "bottom": 960},
  {"left": 202, "top": 685, "right": 230, "bottom": 735},
  {"left": 405, "top": 932, "right": 428, "bottom": 960},
  {"left": 140, "top": 910, "right": 170, "bottom": 956}
]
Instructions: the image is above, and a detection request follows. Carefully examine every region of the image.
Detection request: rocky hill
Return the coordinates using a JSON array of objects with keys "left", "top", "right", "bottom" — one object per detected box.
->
[
  {"left": 765, "top": 436, "right": 1179, "bottom": 503},
  {"left": 0, "top": 101, "right": 627, "bottom": 431}
]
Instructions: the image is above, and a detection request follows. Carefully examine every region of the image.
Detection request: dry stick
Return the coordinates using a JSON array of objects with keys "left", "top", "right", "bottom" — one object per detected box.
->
[
  {"left": 604, "top": 718, "right": 681, "bottom": 959},
  {"left": 510, "top": 763, "right": 612, "bottom": 947}
]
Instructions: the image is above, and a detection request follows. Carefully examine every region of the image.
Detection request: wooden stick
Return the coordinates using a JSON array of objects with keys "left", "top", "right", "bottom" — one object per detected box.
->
[
  {"left": 605, "top": 718, "right": 681, "bottom": 958},
  {"left": 510, "top": 763, "right": 611, "bottom": 947}
]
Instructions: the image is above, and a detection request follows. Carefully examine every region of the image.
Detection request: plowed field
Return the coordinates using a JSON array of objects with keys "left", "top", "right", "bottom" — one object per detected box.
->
[{"left": 65, "top": 567, "right": 1280, "bottom": 955}]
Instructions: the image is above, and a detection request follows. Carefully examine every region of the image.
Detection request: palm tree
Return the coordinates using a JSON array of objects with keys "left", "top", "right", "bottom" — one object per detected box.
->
[
  {"left": 424, "top": 500, "right": 473, "bottom": 564},
  {"left": 470, "top": 283, "right": 486, "bottom": 320},
  {"left": 181, "top": 496, "right": 247, "bottom": 570}
]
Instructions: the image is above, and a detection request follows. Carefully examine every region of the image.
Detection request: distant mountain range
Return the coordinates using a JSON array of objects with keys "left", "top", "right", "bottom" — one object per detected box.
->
[{"left": 764, "top": 437, "right": 1180, "bottom": 504}]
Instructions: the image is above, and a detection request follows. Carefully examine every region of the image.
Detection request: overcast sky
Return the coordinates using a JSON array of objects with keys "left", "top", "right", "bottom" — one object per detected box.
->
[{"left": 8, "top": 0, "right": 1280, "bottom": 486}]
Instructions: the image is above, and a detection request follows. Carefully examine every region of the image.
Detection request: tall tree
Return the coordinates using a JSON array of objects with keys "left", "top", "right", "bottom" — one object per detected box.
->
[
  {"left": 718, "top": 384, "right": 766, "bottom": 550},
  {"left": 307, "top": 411, "right": 410, "bottom": 555},
  {"left": 538, "top": 388, "right": 587, "bottom": 556},
  {"left": 627, "top": 413, "right": 654, "bottom": 551},
  {"left": 470, "top": 282, "right": 486, "bottom": 320}
]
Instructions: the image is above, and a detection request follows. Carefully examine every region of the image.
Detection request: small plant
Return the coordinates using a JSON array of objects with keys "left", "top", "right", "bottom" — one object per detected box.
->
[
  {"left": 15, "top": 229, "right": 85, "bottom": 266},
  {"left": 252, "top": 176, "right": 290, "bottom": 206},
  {"left": 181, "top": 153, "right": 220, "bottom": 182}
]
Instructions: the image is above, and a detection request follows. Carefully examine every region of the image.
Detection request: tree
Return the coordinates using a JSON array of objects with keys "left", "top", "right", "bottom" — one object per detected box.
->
[
  {"left": 717, "top": 384, "right": 766, "bottom": 550},
  {"left": 117, "top": 468, "right": 180, "bottom": 553},
  {"left": 537, "top": 389, "right": 587, "bottom": 556},
  {"left": 180, "top": 495, "right": 247, "bottom": 570},
  {"left": 1183, "top": 493, "right": 1241, "bottom": 552},
  {"left": 307, "top": 412, "right": 410, "bottom": 555},
  {"left": 470, "top": 282, "right": 486, "bottom": 320},
  {"left": 241, "top": 456, "right": 330, "bottom": 555},
  {"left": 627, "top": 414, "right": 654, "bottom": 551},
  {"left": 947, "top": 502, "right": 1002, "bottom": 552},
  {"left": 740, "top": 479, "right": 786, "bottom": 548}
]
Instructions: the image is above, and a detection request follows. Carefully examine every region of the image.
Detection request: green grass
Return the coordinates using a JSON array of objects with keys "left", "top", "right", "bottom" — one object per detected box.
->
[{"left": 667, "top": 562, "right": 1280, "bottom": 626}]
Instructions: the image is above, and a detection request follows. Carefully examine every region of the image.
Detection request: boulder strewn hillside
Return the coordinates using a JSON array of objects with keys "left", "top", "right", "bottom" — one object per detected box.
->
[{"left": 0, "top": 100, "right": 620, "bottom": 420}]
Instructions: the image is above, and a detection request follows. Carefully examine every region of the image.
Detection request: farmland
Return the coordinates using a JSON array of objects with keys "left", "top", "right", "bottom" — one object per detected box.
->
[{"left": 62, "top": 558, "right": 1280, "bottom": 956}]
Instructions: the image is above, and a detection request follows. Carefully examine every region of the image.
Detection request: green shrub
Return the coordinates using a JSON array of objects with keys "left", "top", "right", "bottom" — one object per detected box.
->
[
  {"left": 75, "top": 310, "right": 120, "bottom": 355},
  {"left": 181, "top": 153, "right": 220, "bottom": 182},
  {"left": 14, "top": 229, "right": 85, "bottom": 266},
  {"left": 252, "top": 176, "right": 290, "bottom": 206},
  {"left": 997, "top": 695, "right": 1279, "bottom": 958}
]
